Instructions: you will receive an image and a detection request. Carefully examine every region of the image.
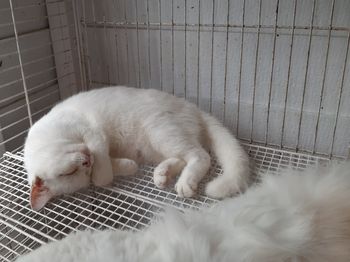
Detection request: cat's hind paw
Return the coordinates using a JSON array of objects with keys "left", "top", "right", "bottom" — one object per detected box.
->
[
  {"left": 174, "top": 179, "right": 196, "bottom": 198},
  {"left": 205, "top": 176, "right": 241, "bottom": 199},
  {"left": 153, "top": 158, "right": 186, "bottom": 189}
]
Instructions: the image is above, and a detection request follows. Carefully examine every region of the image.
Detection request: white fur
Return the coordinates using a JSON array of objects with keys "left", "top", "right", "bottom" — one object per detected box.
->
[
  {"left": 24, "top": 86, "right": 249, "bottom": 209},
  {"left": 17, "top": 163, "right": 350, "bottom": 262}
]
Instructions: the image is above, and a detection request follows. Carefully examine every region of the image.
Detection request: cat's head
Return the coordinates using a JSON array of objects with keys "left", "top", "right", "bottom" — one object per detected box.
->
[{"left": 24, "top": 141, "right": 94, "bottom": 211}]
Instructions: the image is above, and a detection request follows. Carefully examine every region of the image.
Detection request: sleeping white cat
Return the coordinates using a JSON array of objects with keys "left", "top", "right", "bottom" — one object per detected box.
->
[
  {"left": 24, "top": 86, "right": 249, "bottom": 210},
  {"left": 17, "top": 164, "right": 350, "bottom": 262}
]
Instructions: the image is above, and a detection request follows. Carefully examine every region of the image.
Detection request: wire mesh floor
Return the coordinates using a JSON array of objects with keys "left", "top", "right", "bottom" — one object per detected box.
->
[{"left": 0, "top": 143, "right": 331, "bottom": 261}]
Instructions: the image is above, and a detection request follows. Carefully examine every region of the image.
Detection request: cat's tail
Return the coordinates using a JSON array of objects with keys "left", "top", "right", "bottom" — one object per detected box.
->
[{"left": 201, "top": 112, "right": 250, "bottom": 199}]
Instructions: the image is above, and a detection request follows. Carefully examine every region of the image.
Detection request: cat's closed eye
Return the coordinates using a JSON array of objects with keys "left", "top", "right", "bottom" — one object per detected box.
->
[{"left": 59, "top": 168, "right": 78, "bottom": 177}]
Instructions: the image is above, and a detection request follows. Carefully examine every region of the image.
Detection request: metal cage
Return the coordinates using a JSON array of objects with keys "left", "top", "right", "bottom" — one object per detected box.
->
[{"left": 0, "top": 0, "right": 349, "bottom": 261}]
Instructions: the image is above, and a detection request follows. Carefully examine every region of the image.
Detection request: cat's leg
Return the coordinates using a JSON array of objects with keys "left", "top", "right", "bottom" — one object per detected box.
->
[
  {"left": 153, "top": 158, "right": 186, "bottom": 189},
  {"left": 153, "top": 142, "right": 210, "bottom": 197},
  {"left": 111, "top": 158, "right": 138, "bottom": 176},
  {"left": 174, "top": 148, "right": 211, "bottom": 197},
  {"left": 84, "top": 133, "right": 114, "bottom": 187},
  {"left": 147, "top": 122, "right": 210, "bottom": 197}
]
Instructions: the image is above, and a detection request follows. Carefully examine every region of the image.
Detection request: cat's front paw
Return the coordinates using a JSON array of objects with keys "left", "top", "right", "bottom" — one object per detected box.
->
[
  {"left": 174, "top": 179, "right": 196, "bottom": 198},
  {"left": 121, "top": 159, "right": 138, "bottom": 176},
  {"left": 111, "top": 158, "right": 138, "bottom": 176},
  {"left": 92, "top": 171, "right": 113, "bottom": 187},
  {"left": 92, "top": 176, "right": 113, "bottom": 186},
  {"left": 153, "top": 166, "right": 170, "bottom": 189}
]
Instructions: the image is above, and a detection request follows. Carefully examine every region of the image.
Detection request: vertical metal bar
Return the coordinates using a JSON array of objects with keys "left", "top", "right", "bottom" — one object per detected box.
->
[
  {"left": 115, "top": 35, "right": 120, "bottom": 84},
  {"left": 48, "top": 0, "right": 74, "bottom": 98},
  {"left": 250, "top": 0, "right": 262, "bottom": 143},
  {"left": 101, "top": 0, "right": 111, "bottom": 85},
  {"left": 91, "top": 0, "right": 99, "bottom": 86},
  {"left": 136, "top": 0, "right": 141, "bottom": 88},
  {"left": 280, "top": 0, "right": 298, "bottom": 148},
  {"left": 8, "top": 0, "right": 33, "bottom": 126},
  {"left": 159, "top": 0, "right": 163, "bottom": 90},
  {"left": 265, "top": 0, "right": 280, "bottom": 145},
  {"left": 312, "top": 0, "right": 336, "bottom": 155},
  {"left": 209, "top": 0, "right": 215, "bottom": 113},
  {"left": 147, "top": 0, "right": 151, "bottom": 88},
  {"left": 112, "top": 0, "right": 121, "bottom": 84},
  {"left": 171, "top": 0, "right": 175, "bottom": 94},
  {"left": 330, "top": 31, "right": 350, "bottom": 157},
  {"left": 103, "top": 14, "right": 111, "bottom": 85},
  {"left": 196, "top": 0, "right": 200, "bottom": 105},
  {"left": 184, "top": 0, "right": 187, "bottom": 98},
  {"left": 123, "top": 0, "right": 130, "bottom": 85},
  {"left": 236, "top": 0, "right": 246, "bottom": 134},
  {"left": 82, "top": 0, "right": 92, "bottom": 89},
  {"left": 296, "top": 0, "right": 317, "bottom": 151},
  {"left": 223, "top": 0, "right": 230, "bottom": 122},
  {"left": 91, "top": 0, "right": 105, "bottom": 87},
  {"left": 72, "top": 0, "right": 87, "bottom": 91}
]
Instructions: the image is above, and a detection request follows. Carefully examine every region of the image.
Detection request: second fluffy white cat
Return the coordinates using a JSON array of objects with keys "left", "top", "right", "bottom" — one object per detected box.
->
[
  {"left": 24, "top": 86, "right": 249, "bottom": 210},
  {"left": 17, "top": 164, "right": 350, "bottom": 262}
]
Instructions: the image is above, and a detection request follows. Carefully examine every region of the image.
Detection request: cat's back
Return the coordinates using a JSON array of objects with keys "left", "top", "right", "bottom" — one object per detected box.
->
[
  {"left": 50, "top": 86, "right": 196, "bottom": 127},
  {"left": 53, "top": 86, "right": 185, "bottom": 113},
  {"left": 30, "top": 86, "right": 200, "bottom": 148},
  {"left": 26, "top": 88, "right": 129, "bottom": 140},
  {"left": 52, "top": 86, "right": 134, "bottom": 111}
]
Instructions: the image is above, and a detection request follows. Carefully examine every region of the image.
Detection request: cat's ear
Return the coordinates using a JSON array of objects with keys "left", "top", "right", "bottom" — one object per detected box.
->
[{"left": 30, "top": 177, "right": 52, "bottom": 211}]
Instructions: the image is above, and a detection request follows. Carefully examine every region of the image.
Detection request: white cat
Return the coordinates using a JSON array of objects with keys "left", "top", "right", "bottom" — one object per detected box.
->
[
  {"left": 24, "top": 86, "right": 249, "bottom": 210},
  {"left": 17, "top": 164, "right": 350, "bottom": 262}
]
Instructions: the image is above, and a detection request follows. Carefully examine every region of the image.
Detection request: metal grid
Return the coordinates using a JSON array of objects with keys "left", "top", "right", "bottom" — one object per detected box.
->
[
  {"left": 0, "top": 143, "right": 331, "bottom": 261},
  {"left": 0, "top": 1, "right": 348, "bottom": 261}
]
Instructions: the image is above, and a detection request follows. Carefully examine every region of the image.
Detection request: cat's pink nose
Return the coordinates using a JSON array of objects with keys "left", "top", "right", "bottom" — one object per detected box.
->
[{"left": 82, "top": 152, "right": 92, "bottom": 167}]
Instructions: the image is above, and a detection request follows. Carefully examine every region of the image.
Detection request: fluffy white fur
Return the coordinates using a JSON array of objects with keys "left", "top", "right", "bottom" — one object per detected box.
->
[
  {"left": 17, "top": 164, "right": 350, "bottom": 262},
  {"left": 24, "top": 86, "right": 249, "bottom": 210}
]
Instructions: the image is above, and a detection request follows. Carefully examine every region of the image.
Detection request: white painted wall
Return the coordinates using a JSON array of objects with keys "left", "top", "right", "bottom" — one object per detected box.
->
[
  {"left": 74, "top": 0, "right": 349, "bottom": 158},
  {"left": 0, "top": 0, "right": 79, "bottom": 152}
]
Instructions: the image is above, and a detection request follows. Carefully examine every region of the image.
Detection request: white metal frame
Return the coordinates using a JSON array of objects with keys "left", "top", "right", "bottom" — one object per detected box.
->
[{"left": 0, "top": 0, "right": 349, "bottom": 261}]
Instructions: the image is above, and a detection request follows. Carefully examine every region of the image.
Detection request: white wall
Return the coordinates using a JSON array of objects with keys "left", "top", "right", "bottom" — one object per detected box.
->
[
  {"left": 74, "top": 0, "right": 350, "bottom": 158},
  {"left": 0, "top": 0, "right": 79, "bottom": 152}
]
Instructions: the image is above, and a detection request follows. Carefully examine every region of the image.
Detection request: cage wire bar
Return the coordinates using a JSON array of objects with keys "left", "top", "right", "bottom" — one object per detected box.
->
[
  {"left": 0, "top": 0, "right": 350, "bottom": 261},
  {"left": 8, "top": 0, "right": 33, "bottom": 128}
]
